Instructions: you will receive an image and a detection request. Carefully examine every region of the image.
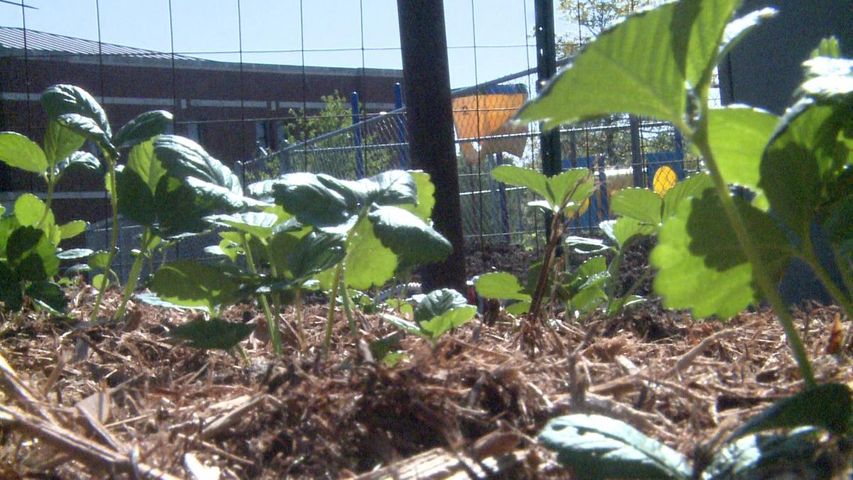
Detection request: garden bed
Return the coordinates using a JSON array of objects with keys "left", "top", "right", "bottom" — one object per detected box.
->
[{"left": 1, "top": 283, "right": 850, "bottom": 479}]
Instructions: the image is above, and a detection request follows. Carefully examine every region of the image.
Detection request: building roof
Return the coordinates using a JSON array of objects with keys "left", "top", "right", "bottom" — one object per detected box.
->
[
  {"left": 0, "top": 26, "right": 402, "bottom": 77},
  {"left": 0, "top": 26, "right": 199, "bottom": 60}
]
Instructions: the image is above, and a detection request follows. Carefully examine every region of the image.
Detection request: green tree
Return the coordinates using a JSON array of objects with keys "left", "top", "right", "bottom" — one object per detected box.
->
[{"left": 558, "top": 0, "right": 651, "bottom": 56}]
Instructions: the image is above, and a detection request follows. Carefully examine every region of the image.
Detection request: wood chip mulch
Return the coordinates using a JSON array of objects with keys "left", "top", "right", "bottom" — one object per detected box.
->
[{"left": 0, "top": 282, "right": 851, "bottom": 479}]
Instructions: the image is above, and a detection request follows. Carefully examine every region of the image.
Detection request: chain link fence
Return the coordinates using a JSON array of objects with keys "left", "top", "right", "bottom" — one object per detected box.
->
[{"left": 239, "top": 66, "right": 692, "bottom": 250}]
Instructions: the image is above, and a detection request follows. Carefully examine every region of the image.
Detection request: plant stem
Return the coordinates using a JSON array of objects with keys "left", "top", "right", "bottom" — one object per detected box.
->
[
  {"left": 89, "top": 155, "right": 120, "bottom": 321},
  {"left": 36, "top": 177, "right": 55, "bottom": 230},
  {"left": 528, "top": 211, "right": 564, "bottom": 322},
  {"left": 340, "top": 275, "right": 357, "bottom": 337},
  {"left": 696, "top": 133, "right": 815, "bottom": 388},
  {"left": 323, "top": 262, "right": 343, "bottom": 358},
  {"left": 243, "top": 236, "right": 282, "bottom": 355},
  {"left": 801, "top": 239, "right": 853, "bottom": 319},
  {"left": 113, "top": 227, "right": 150, "bottom": 321}
]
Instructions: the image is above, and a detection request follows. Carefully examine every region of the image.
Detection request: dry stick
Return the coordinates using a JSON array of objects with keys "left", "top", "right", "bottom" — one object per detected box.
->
[
  {"left": 0, "top": 404, "right": 180, "bottom": 480},
  {"left": 0, "top": 352, "right": 61, "bottom": 424}
]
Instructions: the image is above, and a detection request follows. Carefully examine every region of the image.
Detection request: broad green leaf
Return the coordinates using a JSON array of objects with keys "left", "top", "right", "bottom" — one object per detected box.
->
[
  {"left": 169, "top": 317, "right": 253, "bottom": 350},
  {"left": 412, "top": 288, "right": 469, "bottom": 323},
  {"left": 707, "top": 107, "right": 777, "bottom": 192},
  {"left": 26, "top": 280, "right": 66, "bottom": 313},
  {"left": 576, "top": 255, "right": 607, "bottom": 280},
  {"left": 0, "top": 132, "right": 47, "bottom": 174},
  {"left": 55, "top": 151, "right": 102, "bottom": 178},
  {"left": 88, "top": 250, "right": 111, "bottom": 271},
  {"left": 316, "top": 174, "right": 369, "bottom": 211},
  {"left": 116, "top": 167, "right": 157, "bottom": 226},
  {"left": 58, "top": 220, "right": 87, "bottom": 240},
  {"left": 548, "top": 168, "right": 595, "bottom": 212},
  {"left": 360, "top": 170, "right": 418, "bottom": 206},
  {"left": 205, "top": 212, "right": 280, "bottom": 240},
  {"left": 43, "top": 120, "right": 84, "bottom": 167},
  {"left": 7, "top": 226, "right": 59, "bottom": 281},
  {"left": 150, "top": 260, "right": 242, "bottom": 314},
  {"left": 539, "top": 414, "right": 691, "bottom": 480},
  {"left": 127, "top": 140, "right": 165, "bottom": 194},
  {"left": 492, "top": 165, "right": 550, "bottom": 202},
  {"left": 730, "top": 383, "right": 852, "bottom": 439},
  {"left": 661, "top": 172, "right": 714, "bottom": 220},
  {"left": 367, "top": 205, "right": 452, "bottom": 268},
  {"left": 611, "top": 188, "right": 662, "bottom": 225},
  {"left": 400, "top": 170, "right": 435, "bottom": 220},
  {"left": 0, "top": 261, "right": 23, "bottom": 311},
  {"left": 611, "top": 217, "right": 657, "bottom": 248},
  {"left": 824, "top": 194, "right": 853, "bottom": 256},
  {"left": 344, "top": 217, "right": 397, "bottom": 290},
  {"left": 505, "top": 301, "right": 531, "bottom": 316},
  {"left": 272, "top": 172, "right": 350, "bottom": 227},
  {"left": 266, "top": 226, "right": 310, "bottom": 276},
  {"left": 759, "top": 101, "right": 848, "bottom": 240},
  {"left": 569, "top": 285, "right": 607, "bottom": 314},
  {"left": 91, "top": 274, "right": 109, "bottom": 292},
  {"left": 154, "top": 175, "right": 251, "bottom": 235},
  {"left": 672, "top": 0, "right": 741, "bottom": 94},
  {"left": 419, "top": 305, "right": 477, "bottom": 340},
  {"left": 113, "top": 110, "right": 173, "bottom": 150},
  {"left": 474, "top": 272, "right": 531, "bottom": 302},
  {"left": 287, "top": 231, "right": 346, "bottom": 280},
  {"left": 14, "top": 194, "right": 51, "bottom": 227},
  {"left": 41, "top": 84, "right": 112, "bottom": 138},
  {"left": 55, "top": 113, "right": 113, "bottom": 155},
  {"left": 153, "top": 135, "right": 242, "bottom": 194},
  {"left": 519, "top": 0, "right": 739, "bottom": 127},
  {"left": 652, "top": 191, "right": 792, "bottom": 318},
  {"left": 380, "top": 312, "right": 421, "bottom": 336}
]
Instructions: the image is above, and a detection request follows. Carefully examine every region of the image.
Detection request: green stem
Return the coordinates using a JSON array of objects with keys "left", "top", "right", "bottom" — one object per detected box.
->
[
  {"left": 36, "top": 176, "right": 56, "bottom": 230},
  {"left": 323, "top": 262, "right": 343, "bottom": 358},
  {"left": 244, "top": 236, "right": 282, "bottom": 355},
  {"left": 113, "top": 228, "right": 150, "bottom": 321},
  {"left": 339, "top": 274, "right": 357, "bottom": 337},
  {"left": 89, "top": 154, "right": 120, "bottom": 321},
  {"left": 801, "top": 238, "right": 853, "bottom": 319},
  {"left": 529, "top": 209, "right": 565, "bottom": 322},
  {"left": 696, "top": 133, "right": 815, "bottom": 388}
]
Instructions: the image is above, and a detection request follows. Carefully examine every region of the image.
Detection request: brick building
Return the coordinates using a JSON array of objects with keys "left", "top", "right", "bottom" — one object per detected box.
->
[{"left": 0, "top": 26, "right": 403, "bottom": 223}]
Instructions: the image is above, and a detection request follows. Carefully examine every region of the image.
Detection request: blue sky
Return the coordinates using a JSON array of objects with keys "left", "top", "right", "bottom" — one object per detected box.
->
[{"left": 0, "top": 0, "right": 576, "bottom": 88}]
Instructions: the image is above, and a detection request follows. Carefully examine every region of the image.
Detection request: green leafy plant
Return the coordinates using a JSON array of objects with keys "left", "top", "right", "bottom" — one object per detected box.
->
[
  {"left": 0, "top": 99, "right": 100, "bottom": 314},
  {"left": 518, "top": 0, "right": 852, "bottom": 387},
  {"left": 517, "top": 0, "right": 851, "bottom": 475},
  {"left": 255, "top": 170, "right": 451, "bottom": 355},
  {"left": 144, "top": 170, "right": 451, "bottom": 356},
  {"left": 380, "top": 288, "right": 476, "bottom": 345},
  {"left": 539, "top": 384, "right": 852, "bottom": 479},
  {"left": 37, "top": 84, "right": 175, "bottom": 321},
  {"left": 474, "top": 165, "right": 595, "bottom": 323}
]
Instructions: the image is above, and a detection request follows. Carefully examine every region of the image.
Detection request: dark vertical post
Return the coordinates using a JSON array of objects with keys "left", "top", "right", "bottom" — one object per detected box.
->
[
  {"left": 534, "top": 0, "right": 561, "bottom": 179},
  {"left": 397, "top": 0, "right": 466, "bottom": 292},
  {"left": 393, "top": 82, "right": 409, "bottom": 169},
  {"left": 629, "top": 115, "right": 643, "bottom": 187},
  {"left": 351, "top": 91, "right": 364, "bottom": 178}
]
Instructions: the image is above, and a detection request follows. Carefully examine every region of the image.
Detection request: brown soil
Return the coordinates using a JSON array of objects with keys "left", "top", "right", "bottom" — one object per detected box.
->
[{"left": 1, "top": 280, "right": 852, "bottom": 479}]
